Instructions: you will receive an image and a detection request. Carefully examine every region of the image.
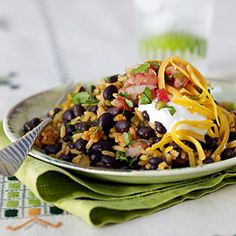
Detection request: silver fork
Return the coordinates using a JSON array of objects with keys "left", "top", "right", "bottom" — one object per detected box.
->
[{"left": 0, "top": 82, "right": 74, "bottom": 176}]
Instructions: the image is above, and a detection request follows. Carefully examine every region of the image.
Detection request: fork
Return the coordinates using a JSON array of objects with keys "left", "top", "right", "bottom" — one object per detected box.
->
[{"left": 0, "top": 82, "right": 74, "bottom": 176}]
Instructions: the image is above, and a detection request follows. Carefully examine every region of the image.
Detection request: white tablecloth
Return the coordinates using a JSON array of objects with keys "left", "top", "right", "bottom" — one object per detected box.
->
[{"left": 0, "top": 0, "right": 236, "bottom": 235}]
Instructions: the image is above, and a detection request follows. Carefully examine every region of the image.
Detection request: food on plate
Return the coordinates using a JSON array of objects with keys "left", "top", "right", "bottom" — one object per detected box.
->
[{"left": 23, "top": 56, "right": 236, "bottom": 170}]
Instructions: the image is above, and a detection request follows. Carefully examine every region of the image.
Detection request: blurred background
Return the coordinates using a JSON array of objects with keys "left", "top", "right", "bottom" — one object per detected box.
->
[{"left": 0, "top": 0, "right": 236, "bottom": 117}]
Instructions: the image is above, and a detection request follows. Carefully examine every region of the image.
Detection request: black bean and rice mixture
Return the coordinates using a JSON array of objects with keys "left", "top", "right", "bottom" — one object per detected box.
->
[{"left": 23, "top": 57, "right": 236, "bottom": 170}]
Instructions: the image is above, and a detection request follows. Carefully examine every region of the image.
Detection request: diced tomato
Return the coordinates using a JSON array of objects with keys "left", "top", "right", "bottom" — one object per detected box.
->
[
  {"left": 111, "top": 96, "right": 131, "bottom": 111},
  {"left": 165, "top": 66, "right": 175, "bottom": 77},
  {"left": 124, "top": 72, "right": 158, "bottom": 87},
  {"left": 173, "top": 77, "right": 189, "bottom": 88},
  {"left": 155, "top": 89, "right": 170, "bottom": 102},
  {"left": 119, "top": 71, "right": 158, "bottom": 100}
]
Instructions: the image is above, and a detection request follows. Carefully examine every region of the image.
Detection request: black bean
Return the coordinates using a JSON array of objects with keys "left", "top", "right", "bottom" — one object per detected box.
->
[
  {"left": 221, "top": 148, "right": 235, "bottom": 160},
  {"left": 44, "top": 144, "right": 61, "bottom": 154},
  {"left": 172, "top": 159, "right": 189, "bottom": 168},
  {"left": 90, "top": 85, "right": 96, "bottom": 92},
  {"left": 169, "top": 142, "right": 178, "bottom": 149},
  {"left": 23, "top": 122, "right": 33, "bottom": 133},
  {"left": 150, "top": 165, "right": 158, "bottom": 170},
  {"left": 66, "top": 125, "right": 75, "bottom": 135},
  {"left": 153, "top": 136, "right": 162, "bottom": 144},
  {"left": 121, "top": 166, "right": 129, "bottom": 170},
  {"left": 63, "top": 136, "right": 72, "bottom": 142},
  {"left": 79, "top": 86, "right": 86, "bottom": 92},
  {"left": 107, "top": 107, "right": 120, "bottom": 116},
  {"left": 185, "top": 141, "right": 196, "bottom": 151},
  {"left": 72, "top": 105, "right": 85, "bottom": 117},
  {"left": 89, "top": 151, "right": 102, "bottom": 163},
  {"left": 103, "top": 85, "right": 118, "bottom": 100},
  {"left": 67, "top": 143, "right": 75, "bottom": 149},
  {"left": 142, "top": 111, "right": 150, "bottom": 121},
  {"left": 101, "top": 155, "right": 120, "bottom": 168},
  {"left": 91, "top": 142, "right": 102, "bottom": 152},
  {"left": 62, "top": 125, "right": 74, "bottom": 142},
  {"left": 30, "top": 118, "right": 41, "bottom": 127},
  {"left": 137, "top": 127, "right": 155, "bottom": 139},
  {"left": 68, "top": 152, "right": 78, "bottom": 158},
  {"left": 139, "top": 166, "right": 146, "bottom": 170},
  {"left": 155, "top": 121, "right": 167, "bottom": 134},
  {"left": 130, "top": 159, "right": 140, "bottom": 170},
  {"left": 106, "top": 74, "right": 119, "bottom": 83},
  {"left": 124, "top": 111, "right": 134, "bottom": 121},
  {"left": 90, "top": 121, "right": 98, "bottom": 127},
  {"left": 204, "top": 135, "right": 219, "bottom": 150},
  {"left": 115, "top": 120, "right": 130, "bottom": 132},
  {"left": 23, "top": 118, "right": 41, "bottom": 132},
  {"left": 99, "top": 140, "right": 113, "bottom": 150},
  {"left": 75, "top": 139, "right": 87, "bottom": 151},
  {"left": 61, "top": 155, "right": 74, "bottom": 162},
  {"left": 90, "top": 139, "right": 113, "bottom": 153},
  {"left": 62, "top": 109, "right": 74, "bottom": 122},
  {"left": 53, "top": 107, "right": 61, "bottom": 114},
  {"left": 88, "top": 105, "right": 98, "bottom": 113},
  {"left": 203, "top": 157, "right": 214, "bottom": 164},
  {"left": 98, "top": 112, "right": 113, "bottom": 132},
  {"left": 149, "top": 157, "right": 163, "bottom": 166},
  {"left": 229, "top": 131, "right": 236, "bottom": 142},
  {"left": 170, "top": 142, "right": 181, "bottom": 153},
  {"left": 75, "top": 122, "right": 90, "bottom": 132}
]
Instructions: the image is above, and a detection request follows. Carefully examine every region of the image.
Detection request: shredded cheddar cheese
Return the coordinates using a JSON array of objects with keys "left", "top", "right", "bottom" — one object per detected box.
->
[{"left": 149, "top": 56, "right": 233, "bottom": 167}]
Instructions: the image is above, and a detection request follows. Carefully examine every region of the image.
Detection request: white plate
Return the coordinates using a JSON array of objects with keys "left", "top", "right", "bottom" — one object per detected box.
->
[{"left": 3, "top": 80, "right": 236, "bottom": 184}]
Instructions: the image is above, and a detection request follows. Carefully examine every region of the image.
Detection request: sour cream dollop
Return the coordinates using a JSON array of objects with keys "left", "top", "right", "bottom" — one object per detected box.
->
[{"left": 138, "top": 101, "right": 207, "bottom": 135}]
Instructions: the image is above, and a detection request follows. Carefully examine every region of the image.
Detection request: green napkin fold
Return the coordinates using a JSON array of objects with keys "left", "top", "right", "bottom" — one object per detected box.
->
[{"left": 1, "top": 122, "right": 236, "bottom": 226}]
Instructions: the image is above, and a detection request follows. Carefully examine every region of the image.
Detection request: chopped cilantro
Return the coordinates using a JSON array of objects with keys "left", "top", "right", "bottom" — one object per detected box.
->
[
  {"left": 165, "top": 106, "right": 176, "bottom": 116},
  {"left": 140, "top": 87, "right": 152, "bottom": 104},
  {"left": 130, "top": 62, "right": 150, "bottom": 74},
  {"left": 119, "top": 91, "right": 128, "bottom": 97},
  {"left": 156, "top": 101, "right": 176, "bottom": 116},
  {"left": 115, "top": 151, "right": 137, "bottom": 168},
  {"left": 172, "top": 71, "right": 185, "bottom": 79},
  {"left": 131, "top": 61, "right": 160, "bottom": 74},
  {"left": 72, "top": 91, "right": 98, "bottom": 106},
  {"left": 118, "top": 92, "right": 133, "bottom": 108},
  {"left": 115, "top": 151, "right": 127, "bottom": 161},
  {"left": 123, "top": 132, "right": 131, "bottom": 146},
  {"left": 155, "top": 101, "right": 166, "bottom": 110},
  {"left": 125, "top": 98, "right": 134, "bottom": 108},
  {"left": 146, "top": 60, "right": 160, "bottom": 69}
]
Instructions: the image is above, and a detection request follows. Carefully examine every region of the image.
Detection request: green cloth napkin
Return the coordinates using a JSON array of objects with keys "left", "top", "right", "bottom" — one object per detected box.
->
[{"left": 1, "top": 122, "right": 236, "bottom": 226}]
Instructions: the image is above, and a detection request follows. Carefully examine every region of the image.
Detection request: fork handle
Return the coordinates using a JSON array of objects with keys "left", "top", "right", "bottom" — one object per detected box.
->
[{"left": 0, "top": 117, "right": 52, "bottom": 176}]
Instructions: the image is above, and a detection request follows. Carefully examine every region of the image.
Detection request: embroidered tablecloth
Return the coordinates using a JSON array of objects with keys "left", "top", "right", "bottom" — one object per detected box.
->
[{"left": 1, "top": 0, "right": 236, "bottom": 235}]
